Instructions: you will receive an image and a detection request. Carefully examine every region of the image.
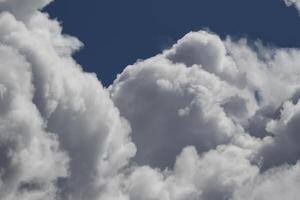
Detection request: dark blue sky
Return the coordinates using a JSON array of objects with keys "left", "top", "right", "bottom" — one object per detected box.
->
[{"left": 45, "top": 0, "right": 300, "bottom": 86}]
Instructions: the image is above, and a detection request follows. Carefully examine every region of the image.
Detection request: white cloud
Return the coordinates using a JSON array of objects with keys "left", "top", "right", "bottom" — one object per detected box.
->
[
  {"left": 0, "top": 43, "right": 68, "bottom": 200},
  {"left": 110, "top": 31, "right": 300, "bottom": 170},
  {"left": 109, "top": 31, "right": 300, "bottom": 199},
  {"left": 110, "top": 53, "right": 248, "bottom": 168},
  {"left": 257, "top": 100, "right": 300, "bottom": 170},
  {"left": 0, "top": 3, "right": 135, "bottom": 200},
  {"left": 1, "top": 1, "right": 300, "bottom": 200},
  {"left": 99, "top": 145, "right": 259, "bottom": 200},
  {"left": 0, "top": 0, "right": 53, "bottom": 20},
  {"left": 233, "top": 162, "right": 300, "bottom": 200}
]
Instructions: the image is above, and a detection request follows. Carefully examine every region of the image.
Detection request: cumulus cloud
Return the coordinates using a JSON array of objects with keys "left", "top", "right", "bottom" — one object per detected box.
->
[
  {"left": 1, "top": 1, "right": 300, "bottom": 200},
  {"left": 0, "top": 0, "right": 52, "bottom": 20},
  {"left": 110, "top": 53, "right": 248, "bottom": 168},
  {"left": 110, "top": 31, "right": 300, "bottom": 170},
  {"left": 118, "top": 145, "right": 259, "bottom": 200},
  {"left": 0, "top": 2, "right": 135, "bottom": 200},
  {"left": 0, "top": 43, "right": 68, "bottom": 200},
  {"left": 232, "top": 162, "right": 300, "bottom": 200}
]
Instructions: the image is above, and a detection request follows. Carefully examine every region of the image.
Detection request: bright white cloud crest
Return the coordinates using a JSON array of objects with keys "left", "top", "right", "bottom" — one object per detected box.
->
[{"left": 0, "top": 1, "right": 300, "bottom": 200}]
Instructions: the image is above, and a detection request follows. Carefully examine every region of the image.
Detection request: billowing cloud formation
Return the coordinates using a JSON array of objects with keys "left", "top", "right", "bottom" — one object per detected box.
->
[
  {"left": 110, "top": 31, "right": 300, "bottom": 170},
  {"left": 232, "top": 162, "right": 300, "bottom": 200},
  {"left": 0, "top": 2, "right": 135, "bottom": 199},
  {"left": 1, "top": 1, "right": 300, "bottom": 200}
]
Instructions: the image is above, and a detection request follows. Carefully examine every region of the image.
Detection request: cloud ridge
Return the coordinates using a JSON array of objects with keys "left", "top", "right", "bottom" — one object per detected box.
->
[{"left": 1, "top": 1, "right": 300, "bottom": 200}]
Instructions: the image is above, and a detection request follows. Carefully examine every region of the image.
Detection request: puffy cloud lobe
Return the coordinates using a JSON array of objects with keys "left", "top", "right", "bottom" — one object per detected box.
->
[
  {"left": 101, "top": 145, "right": 258, "bottom": 200},
  {"left": 0, "top": 3, "right": 135, "bottom": 200},
  {"left": 165, "top": 31, "right": 226, "bottom": 73},
  {"left": 165, "top": 31, "right": 245, "bottom": 87},
  {"left": 0, "top": 44, "right": 68, "bottom": 200},
  {"left": 110, "top": 52, "right": 250, "bottom": 168},
  {"left": 257, "top": 100, "right": 300, "bottom": 169},
  {"left": 232, "top": 162, "right": 300, "bottom": 200},
  {"left": 1, "top": 1, "right": 300, "bottom": 200},
  {"left": 109, "top": 31, "right": 300, "bottom": 198},
  {"left": 110, "top": 31, "right": 300, "bottom": 169},
  {"left": 0, "top": 0, "right": 52, "bottom": 20}
]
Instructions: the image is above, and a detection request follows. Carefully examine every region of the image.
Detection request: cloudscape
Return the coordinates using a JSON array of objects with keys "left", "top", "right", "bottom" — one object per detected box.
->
[{"left": 1, "top": 0, "right": 300, "bottom": 200}]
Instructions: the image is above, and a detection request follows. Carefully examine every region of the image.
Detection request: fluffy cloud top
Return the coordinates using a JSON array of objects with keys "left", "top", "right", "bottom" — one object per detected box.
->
[
  {"left": 0, "top": 1, "right": 135, "bottom": 199},
  {"left": 0, "top": 0, "right": 52, "bottom": 19},
  {"left": 1, "top": 1, "right": 300, "bottom": 200}
]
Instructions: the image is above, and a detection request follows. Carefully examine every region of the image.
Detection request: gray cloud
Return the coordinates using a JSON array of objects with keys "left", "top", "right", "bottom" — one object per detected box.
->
[
  {"left": 1, "top": 1, "right": 300, "bottom": 200},
  {"left": 110, "top": 51, "right": 248, "bottom": 169},
  {"left": 233, "top": 162, "right": 300, "bottom": 200},
  {"left": 119, "top": 145, "right": 259, "bottom": 200},
  {"left": 0, "top": 43, "right": 68, "bottom": 200},
  {"left": 109, "top": 31, "right": 300, "bottom": 199},
  {"left": 0, "top": 3, "right": 135, "bottom": 200},
  {"left": 0, "top": 0, "right": 53, "bottom": 20}
]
